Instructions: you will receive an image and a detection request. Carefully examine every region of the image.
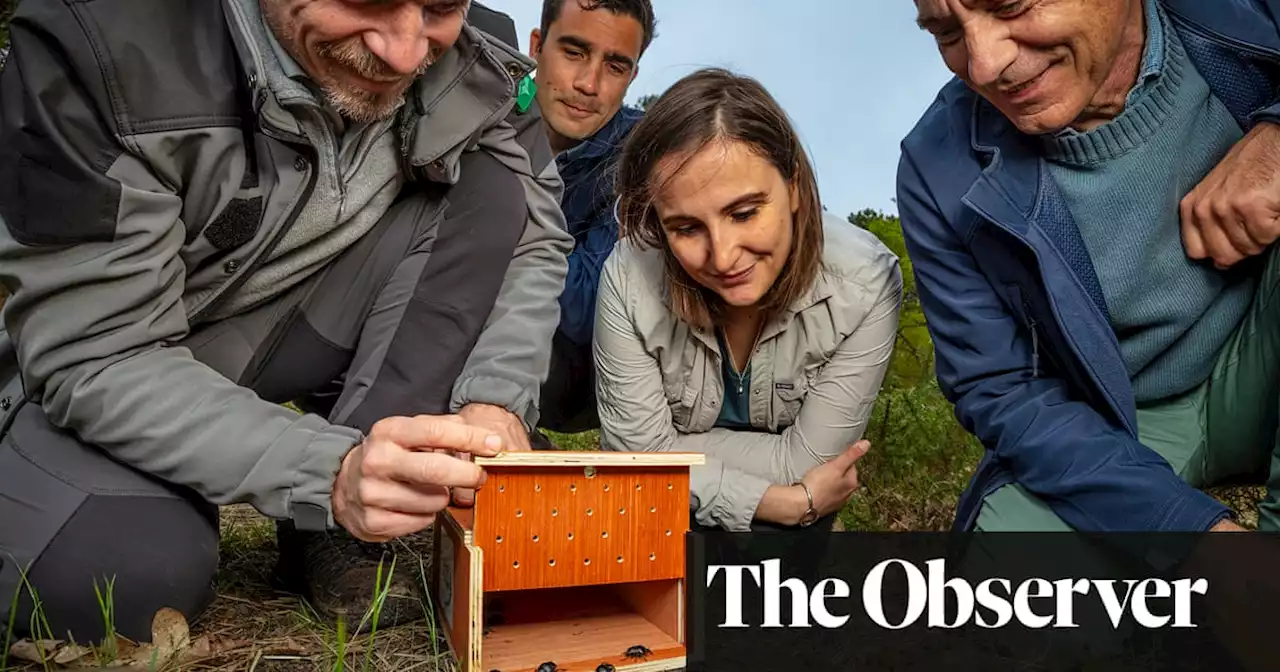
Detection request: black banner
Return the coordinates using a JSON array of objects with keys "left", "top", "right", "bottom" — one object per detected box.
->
[{"left": 684, "top": 532, "right": 1280, "bottom": 671}]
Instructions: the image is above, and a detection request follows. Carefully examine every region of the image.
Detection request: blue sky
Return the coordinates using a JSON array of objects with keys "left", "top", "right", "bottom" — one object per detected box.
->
[{"left": 479, "top": 0, "right": 957, "bottom": 218}]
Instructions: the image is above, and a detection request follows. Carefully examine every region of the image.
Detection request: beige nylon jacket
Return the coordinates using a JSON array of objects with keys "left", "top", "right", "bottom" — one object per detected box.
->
[{"left": 594, "top": 213, "right": 903, "bottom": 530}]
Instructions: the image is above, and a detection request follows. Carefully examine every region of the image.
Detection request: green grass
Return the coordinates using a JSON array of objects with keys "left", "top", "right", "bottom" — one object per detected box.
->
[
  {"left": 541, "top": 428, "right": 600, "bottom": 451},
  {"left": 91, "top": 575, "right": 118, "bottom": 664}
]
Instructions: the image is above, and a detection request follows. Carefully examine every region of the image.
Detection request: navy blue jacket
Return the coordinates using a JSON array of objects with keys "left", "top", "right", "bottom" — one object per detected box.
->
[
  {"left": 897, "top": 0, "right": 1280, "bottom": 532},
  {"left": 555, "top": 105, "right": 644, "bottom": 346}
]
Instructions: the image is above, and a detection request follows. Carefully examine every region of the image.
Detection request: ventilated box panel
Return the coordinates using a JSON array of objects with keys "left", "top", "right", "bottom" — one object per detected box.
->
[{"left": 431, "top": 451, "right": 702, "bottom": 672}]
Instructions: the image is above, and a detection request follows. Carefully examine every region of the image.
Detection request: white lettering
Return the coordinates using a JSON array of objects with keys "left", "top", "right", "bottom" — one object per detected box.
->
[
  {"left": 1012, "top": 578, "right": 1054, "bottom": 628},
  {"left": 707, "top": 559, "right": 1208, "bottom": 630},
  {"left": 1171, "top": 578, "right": 1208, "bottom": 628},
  {"left": 974, "top": 579, "right": 1013, "bottom": 628},
  {"left": 707, "top": 564, "right": 761, "bottom": 628},
  {"left": 1052, "top": 578, "right": 1091, "bottom": 628},
  {"left": 1130, "top": 578, "right": 1171, "bottom": 628},
  {"left": 863, "top": 559, "right": 927, "bottom": 629},
  {"left": 926, "top": 558, "right": 974, "bottom": 628},
  {"left": 761, "top": 558, "right": 811, "bottom": 628},
  {"left": 1094, "top": 580, "right": 1140, "bottom": 628},
  {"left": 811, "top": 578, "right": 852, "bottom": 628}
]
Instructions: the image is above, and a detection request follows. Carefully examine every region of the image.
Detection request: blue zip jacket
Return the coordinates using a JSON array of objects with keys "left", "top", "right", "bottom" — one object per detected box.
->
[
  {"left": 555, "top": 105, "right": 644, "bottom": 346},
  {"left": 897, "top": 0, "right": 1280, "bottom": 532}
]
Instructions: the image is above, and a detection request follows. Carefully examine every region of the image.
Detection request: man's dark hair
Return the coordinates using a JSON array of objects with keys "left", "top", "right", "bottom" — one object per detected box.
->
[{"left": 539, "top": 0, "right": 657, "bottom": 56}]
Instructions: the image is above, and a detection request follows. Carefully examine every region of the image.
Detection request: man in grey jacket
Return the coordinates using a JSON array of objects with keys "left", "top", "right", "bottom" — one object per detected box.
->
[{"left": 0, "top": 0, "right": 571, "bottom": 643}]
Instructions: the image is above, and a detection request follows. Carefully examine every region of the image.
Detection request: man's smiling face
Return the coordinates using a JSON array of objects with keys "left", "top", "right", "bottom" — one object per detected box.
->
[
  {"left": 264, "top": 0, "right": 469, "bottom": 122},
  {"left": 914, "top": 0, "right": 1139, "bottom": 134}
]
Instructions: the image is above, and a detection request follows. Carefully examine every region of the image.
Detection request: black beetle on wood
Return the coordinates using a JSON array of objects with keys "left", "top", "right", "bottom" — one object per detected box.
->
[
  {"left": 535, "top": 663, "right": 560, "bottom": 672},
  {"left": 623, "top": 644, "right": 653, "bottom": 659}
]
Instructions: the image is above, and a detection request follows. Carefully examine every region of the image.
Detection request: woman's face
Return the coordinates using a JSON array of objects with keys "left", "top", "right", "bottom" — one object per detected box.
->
[{"left": 652, "top": 139, "right": 797, "bottom": 309}]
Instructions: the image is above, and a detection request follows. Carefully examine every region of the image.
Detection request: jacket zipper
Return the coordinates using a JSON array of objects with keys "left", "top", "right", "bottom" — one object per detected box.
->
[
  {"left": 1023, "top": 299, "right": 1039, "bottom": 379},
  {"left": 962, "top": 197, "right": 1134, "bottom": 436},
  {"left": 190, "top": 123, "right": 319, "bottom": 324}
]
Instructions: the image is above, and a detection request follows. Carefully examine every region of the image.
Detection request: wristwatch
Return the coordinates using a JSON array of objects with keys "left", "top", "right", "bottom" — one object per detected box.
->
[{"left": 795, "top": 481, "right": 819, "bottom": 527}]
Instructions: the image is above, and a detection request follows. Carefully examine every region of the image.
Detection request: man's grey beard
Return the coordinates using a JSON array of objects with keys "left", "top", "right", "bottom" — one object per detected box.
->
[
  {"left": 315, "top": 39, "right": 438, "bottom": 123},
  {"left": 323, "top": 84, "right": 411, "bottom": 123}
]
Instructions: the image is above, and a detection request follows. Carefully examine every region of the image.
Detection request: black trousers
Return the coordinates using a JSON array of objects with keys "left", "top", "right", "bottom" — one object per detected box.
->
[
  {"left": 0, "top": 152, "right": 527, "bottom": 643},
  {"left": 537, "top": 329, "right": 600, "bottom": 433}
]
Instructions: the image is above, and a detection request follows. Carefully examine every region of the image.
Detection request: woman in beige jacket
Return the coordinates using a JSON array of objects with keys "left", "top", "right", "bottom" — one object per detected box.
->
[{"left": 594, "top": 68, "right": 904, "bottom": 533}]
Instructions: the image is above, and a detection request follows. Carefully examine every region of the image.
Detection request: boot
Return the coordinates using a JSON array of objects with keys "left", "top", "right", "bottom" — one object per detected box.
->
[{"left": 274, "top": 520, "right": 425, "bottom": 631}]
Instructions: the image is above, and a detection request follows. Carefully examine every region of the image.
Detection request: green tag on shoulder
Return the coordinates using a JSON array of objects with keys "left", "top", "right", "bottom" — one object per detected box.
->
[{"left": 516, "top": 75, "right": 536, "bottom": 114}]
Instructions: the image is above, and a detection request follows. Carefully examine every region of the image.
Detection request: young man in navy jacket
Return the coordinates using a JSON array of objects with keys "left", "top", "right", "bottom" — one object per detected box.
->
[
  {"left": 900, "top": 0, "right": 1280, "bottom": 532},
  {"left": 525, "top": 0, "right": 656, "bottom": 439}
]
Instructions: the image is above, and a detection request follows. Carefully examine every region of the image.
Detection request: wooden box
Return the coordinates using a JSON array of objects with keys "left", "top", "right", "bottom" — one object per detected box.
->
[{"left": 430, "top": 450, "right": 705, "bottom": 672}]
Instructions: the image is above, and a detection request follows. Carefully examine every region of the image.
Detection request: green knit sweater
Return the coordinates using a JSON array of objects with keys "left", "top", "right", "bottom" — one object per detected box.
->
[{"left": 1042, "top": 0, "right": 1256, "bottom": 403}]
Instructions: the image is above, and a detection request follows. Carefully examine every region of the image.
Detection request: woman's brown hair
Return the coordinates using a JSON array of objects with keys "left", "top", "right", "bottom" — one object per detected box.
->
[{"left": 614, "top": 67, "right": 824, "bottom": 329}]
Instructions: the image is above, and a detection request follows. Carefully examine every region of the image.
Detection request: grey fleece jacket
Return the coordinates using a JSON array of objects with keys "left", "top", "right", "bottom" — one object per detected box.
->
[{"left": 0, "top": 0, "right": 572, "bottom": 530}]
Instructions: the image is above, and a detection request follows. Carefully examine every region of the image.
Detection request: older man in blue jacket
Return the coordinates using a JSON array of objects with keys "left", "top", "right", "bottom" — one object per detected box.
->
[
  {"left": 524, "top": 0, "right": 655, "bottom": 437},
  {"left": 899, "top": 0, "right": 1280, "bottom": 532}
]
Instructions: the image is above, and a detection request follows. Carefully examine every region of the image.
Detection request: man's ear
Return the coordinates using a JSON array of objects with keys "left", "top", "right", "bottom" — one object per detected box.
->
[
  {"left": 630, "top": 64, "right": 640, "bottom": 84},
  {"left": 528, "top": 28, "right": 542, "bottom": 59}
]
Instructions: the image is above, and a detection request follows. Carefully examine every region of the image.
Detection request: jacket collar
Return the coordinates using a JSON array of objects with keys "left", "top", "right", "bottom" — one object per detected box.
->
[
  {"left": 754, "top": 215, "right": 845, "bottom": 345},
  {"left": 558, "top": 105, "right": 644, "bottom": 166},
  {"left": 755, "top": 265, "right": 836, "bottom": 345},
  {"left": 396, "top": 23, "right": 531, "bottom": 179},
  {"left": 962, "top": 96, "right": 1041, "bottom": 238},
  {"left": 222, "top": 0, "right": 534, "bottom": 176}
]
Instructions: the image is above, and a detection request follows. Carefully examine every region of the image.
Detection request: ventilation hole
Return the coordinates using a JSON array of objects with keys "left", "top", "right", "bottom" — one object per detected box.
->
[
  {"left": 619, "top": 507, "right": 626, "bottom": 515},
  {"left": 650, "top": 506, "right": 657, "bottom": 513},
  {"left": 604, "top": 484, "right": 611, "bottom": 492},
  {"left": 499, "top": 485, "right": 505, "bottom": 492},
  {"left": 602, "top": 531, "right": 609, "bottom": 539},
  {"left": 668, "top": 483, "right": 673, "bottom": 490},
  {"left": 496, "top": 536, "right": 504, "bottom": 543},
  {"left": 513, "top": 561, "right": 520, "bottom": 568},
  {"left": 548, "top": 558, "right": 556, "bottom": 566},
  {"left": 551, "top": 508, "right": 558, "bottom": 517},
  {"left": 616, "top": 556, "right": 624, "bottom": 563},
  {"left": 586, "top": 508, "right": 594, "bottom": 516},
  {"left": 532, "top": 534, "right": 539, "bottom": 543},
  {"left": 570, "top": 483, "right": 577, "bottom": 492},
  {"left": 516, "top": 509, "right": 523, "bottom": 518},
  {"left": 535, "top": 483, "right": 541, "bottom": 492},
  {"left": 649, "top": 553, "right": 656, "bottom": 561},
  {"left": 665, "top": 529, "right": 671, "bottom": 536},
  {"left": 584, "top": 558, "right": 591, "bottom": 565},
  {"left": 568, "top": 532, "right": 575, "bottom": 540},
  {"left": 636, "top": 484, "right": 642, "bottom": 491}
]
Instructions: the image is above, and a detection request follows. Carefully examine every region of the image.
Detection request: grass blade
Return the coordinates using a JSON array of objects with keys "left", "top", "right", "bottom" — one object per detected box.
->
[
  {"left": 2, "top": 556, "right": 24, "bottom": 672},
  {"left": 91, "top": 574, "right": 118, "bottom": 664},
  {"left": 332, "top": 610, "right": 346, "bottom": 672},
  {"left": 360, "top": 554, "right": 395, "bottom": 672}
]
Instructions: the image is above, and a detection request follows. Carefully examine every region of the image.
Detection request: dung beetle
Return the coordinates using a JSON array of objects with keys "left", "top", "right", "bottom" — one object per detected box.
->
[
  {"left": 535, "top": 663, "right": 560, "bottom": 672},
  {"left": 596, "top": 664, "right": 616, "bottom": 672},
  {"left": 623, "top": 644, "right": 653, "bottom": 659}
]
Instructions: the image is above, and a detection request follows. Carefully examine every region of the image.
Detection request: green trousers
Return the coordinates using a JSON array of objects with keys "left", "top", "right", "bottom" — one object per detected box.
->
[{"left": 976, "top": 246, "right": 1280, "bottom": 531}]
